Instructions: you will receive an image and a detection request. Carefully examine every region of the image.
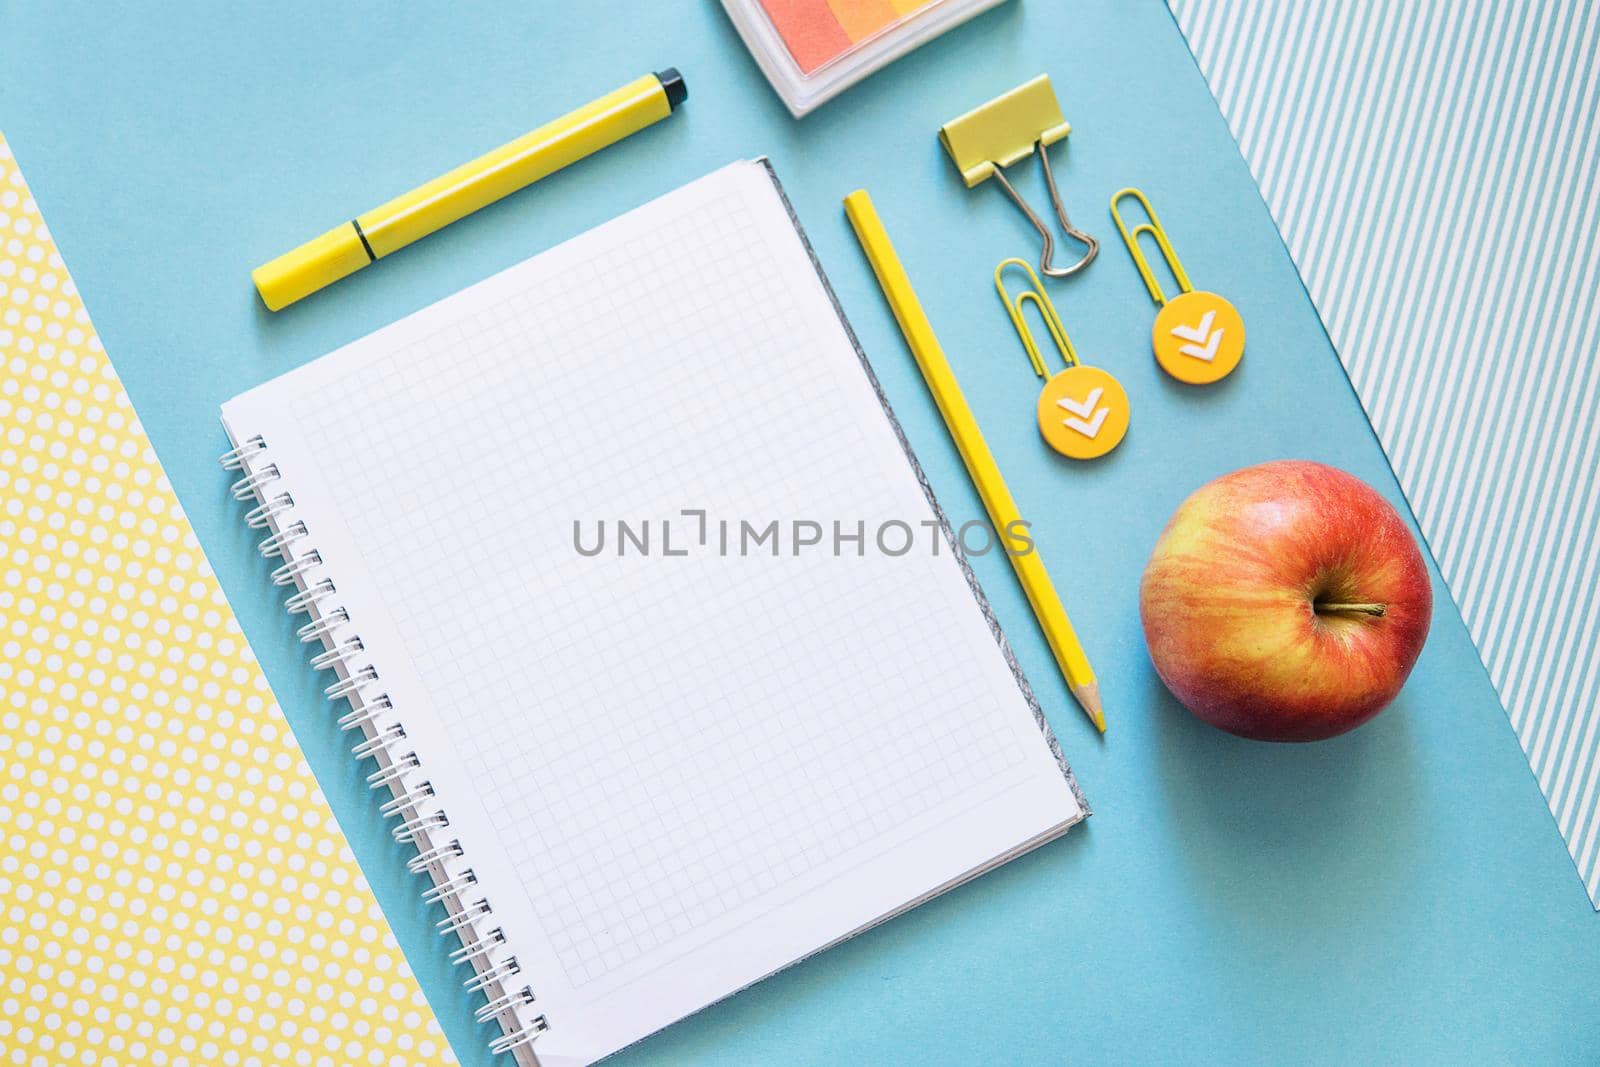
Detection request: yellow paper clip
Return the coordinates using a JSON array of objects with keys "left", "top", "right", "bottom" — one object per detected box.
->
[
  {"left": 1108, "top": 187, "right": 1194, "bottom": 304},
  {"left": 1110, "top": 187, "right": 1246, "bottom": 385},
  {"left": 996, "top": 258, "right": 1129, "bottom": 460},
  {"left": 997, "top": 257, "right": 1075, "bottom": 379},
  {"left": 941, "top": 76, "right": 1098, "bottom": 279}
]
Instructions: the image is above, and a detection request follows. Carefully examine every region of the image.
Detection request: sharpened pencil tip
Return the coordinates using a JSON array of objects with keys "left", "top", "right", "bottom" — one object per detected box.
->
[{"left": 1069, "top": 681, "right": 1106, "bottom": 734}]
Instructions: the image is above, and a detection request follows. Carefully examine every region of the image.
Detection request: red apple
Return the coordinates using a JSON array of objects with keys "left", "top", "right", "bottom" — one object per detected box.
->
[{"left": 1140, "top": 460, "right": 1432, "bottom": 741}]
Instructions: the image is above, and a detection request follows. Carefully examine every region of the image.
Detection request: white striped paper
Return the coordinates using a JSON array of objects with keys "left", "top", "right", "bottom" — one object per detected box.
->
[{"left": 1168, "top": 0, "right": 1600, "bottom": 905}]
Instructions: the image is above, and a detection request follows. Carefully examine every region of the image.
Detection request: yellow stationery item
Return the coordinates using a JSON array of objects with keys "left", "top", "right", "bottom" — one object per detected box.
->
[
  {"left": 939, "top": 75, "right": 1098, "bottom": 279},
  {"left": 252, "top": 69, "right": 687, "bottom": 310},
  {"left": 844, "top": 189, "right": 1106, "bottom": 733},
  {"left": 996, "top": 257, "right": 1130, "bottom": 460},
  {"left": 0, "top": 134, "right": 455, "bottom": 1066},
  {"left": 1110, "top": 187, "right": 1245, "bottom": 384}
]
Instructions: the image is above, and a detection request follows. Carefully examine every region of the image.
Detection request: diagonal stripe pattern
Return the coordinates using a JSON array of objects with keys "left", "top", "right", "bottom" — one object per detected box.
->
[{"left": 1168, "top": 0, "right": 1600, "bottom": 905}]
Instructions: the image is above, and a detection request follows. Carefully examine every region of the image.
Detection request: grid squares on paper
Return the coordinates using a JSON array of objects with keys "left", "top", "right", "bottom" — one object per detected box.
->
[{"left": 292, "top": 169, "right": 1031, "bottom": 986}]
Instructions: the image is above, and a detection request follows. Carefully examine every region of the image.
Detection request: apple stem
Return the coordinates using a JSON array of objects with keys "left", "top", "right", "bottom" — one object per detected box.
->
[{"left": 1315, "top": 602, "right": 1387, "bottom": 618}]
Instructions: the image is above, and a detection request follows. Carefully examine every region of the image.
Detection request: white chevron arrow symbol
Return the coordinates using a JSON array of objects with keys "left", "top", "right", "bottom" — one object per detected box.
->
[
  {"left": 1057, "top": 386, "right": 1110, "bottom": 438},
  {"left": 1171, "top": 309, "right": 1223, "bottom": 362},
  {"left": 1056, "top": 386, "right": 1104, "bottom": 419},
  {"left": 1170, "top": 309, "right": 1215, "bottom": 342}
]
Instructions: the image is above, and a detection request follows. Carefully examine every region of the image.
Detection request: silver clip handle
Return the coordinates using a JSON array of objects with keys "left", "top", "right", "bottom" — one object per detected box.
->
[{"left": 989, "top": 143, "right": 1098, "bottom": 279}]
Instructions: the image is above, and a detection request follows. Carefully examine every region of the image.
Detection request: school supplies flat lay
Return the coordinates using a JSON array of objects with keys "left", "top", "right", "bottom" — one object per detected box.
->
[
  {"left": 4, "top": 0, "right": 1595, "bottom": 1063},
  {"left": 253, "top": 70, "right": 687, "bottom": 310},
  {"left": 1170, "top": 0, "right": 1600, "bottom": 905},
  {"left": 0, "top": 134, "right": 456, "bottom": 1067},
  {"left": 221, "top": 160, "right": 1087, "bottom": 1065}
]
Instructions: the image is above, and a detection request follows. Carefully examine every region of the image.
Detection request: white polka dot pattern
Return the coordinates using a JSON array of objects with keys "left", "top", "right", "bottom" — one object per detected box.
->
[{"left": 0, "top": 134, "right": 457, "bottom": 1066}]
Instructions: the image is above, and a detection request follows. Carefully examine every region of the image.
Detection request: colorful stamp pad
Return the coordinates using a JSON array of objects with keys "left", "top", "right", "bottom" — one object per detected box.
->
[{"left": 722, "top": 0, "right": 1010, "bottom": 116}]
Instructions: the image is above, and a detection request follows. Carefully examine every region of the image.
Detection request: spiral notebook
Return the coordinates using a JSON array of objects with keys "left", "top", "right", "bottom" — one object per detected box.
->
[{"left": 221, "top": 159, "right": 1086, "bottom": 1066}]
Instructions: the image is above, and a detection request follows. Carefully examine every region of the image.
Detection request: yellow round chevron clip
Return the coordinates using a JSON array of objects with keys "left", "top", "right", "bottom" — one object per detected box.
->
[
  {"left": 1152, "top": 290, "right": 1245, "bottom": 384},
  {"left": 1111, "top": 188, "right": 1245, "bottom": 385},
  {"left": 996, "top": 257, "right": 1132, "bottom": 460},
  {"left": 1037, "top": 364, "right": 1131, "bottom": 459}
]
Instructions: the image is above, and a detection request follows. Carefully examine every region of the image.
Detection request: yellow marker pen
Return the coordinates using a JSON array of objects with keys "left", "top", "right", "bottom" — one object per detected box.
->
[{"left": 253, "top": 69, "right": 687, "bottom": 311}]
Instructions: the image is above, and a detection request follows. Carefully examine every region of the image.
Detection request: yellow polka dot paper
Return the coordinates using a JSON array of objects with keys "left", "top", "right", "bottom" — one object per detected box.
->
[{"left": 0, "top": 135, "right": 457, "bottom": 1066}]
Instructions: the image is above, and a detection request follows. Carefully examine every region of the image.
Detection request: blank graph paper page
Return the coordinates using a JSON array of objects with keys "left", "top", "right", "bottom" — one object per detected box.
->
[{"left": 223, "top": 161, "right": 1085, "bottom": 1066}]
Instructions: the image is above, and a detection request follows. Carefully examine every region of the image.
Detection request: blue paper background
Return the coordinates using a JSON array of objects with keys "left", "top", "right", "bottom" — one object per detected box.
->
[{"left": 3, "top": 1, "right": 1596, "bottom": 1063}]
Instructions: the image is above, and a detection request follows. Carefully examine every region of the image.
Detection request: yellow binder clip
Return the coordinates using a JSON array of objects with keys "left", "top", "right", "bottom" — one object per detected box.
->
[
  {"left": 1110, "top": 187, "right": 1244, "bottom": 384},
  {"left": 996, "top": 258, "right": 1129, "bottom": 460},
  {"left": 942, "top": 75, "right": 1098, "bottom": 279}
]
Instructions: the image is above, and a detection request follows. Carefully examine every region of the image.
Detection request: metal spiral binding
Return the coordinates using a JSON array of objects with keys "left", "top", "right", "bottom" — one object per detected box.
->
[
  {"left": 337, "top": 695, "right": 390, "bottom": 734},
  {"left": 423, "top": 869, "right": 479, "bottom": 904},
  {"left": 351, "top": 724, "right": 405, "bottom": 760},
  {"left": 245, "top": 493, "right": 295, "bottom": 529},
  {"left": 379, "top": 782, "right": 434, "bottom": 819},
  {"left": 438, "top": 897, "right": 491, "bottom": 935},
  {"left": 219, "top": 434, "right": 267, "bottom": 470},
  {"left": 285, "top": 578, "right": 336, "bottom": 614},
  {"left": 327, "top": 665, "right": 380, "bottom": 701},
  {"left": 271, "top": 551, "right": 323, "bottom": 587},
  {"left": 220, "top": 435, "right": 549, "bottom": 1060},
  {"left": 409, "top": 840, "right": 463, "bottom": 873},
  {"left": 393, "top": 811, "right": 450, "bottom": 845},
  {"left": 257, "top": 521, "right": 308, "bottom": 560},
  {"left": 310, "top": 637, "right": 363, "bottom": 671}
]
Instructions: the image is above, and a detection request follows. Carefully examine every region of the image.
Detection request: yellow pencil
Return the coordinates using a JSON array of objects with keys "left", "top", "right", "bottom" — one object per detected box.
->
[{"left": 843, "top": 189, "right": 1106, "bottom": 733}]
